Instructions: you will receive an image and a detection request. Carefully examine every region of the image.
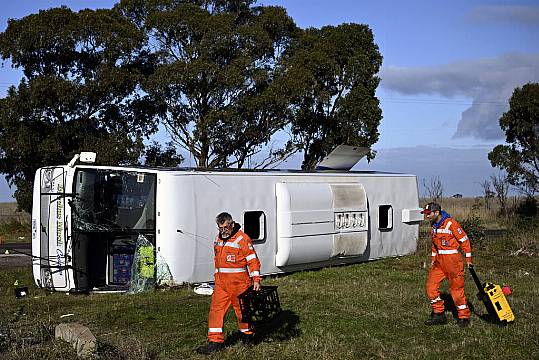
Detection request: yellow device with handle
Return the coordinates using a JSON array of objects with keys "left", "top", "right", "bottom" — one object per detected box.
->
[
  {"left": 483, "top": 282, "right": 514, "bottom": 322},
  {"left": 469, "top": 265, "right": 514, "bottom": 323}
]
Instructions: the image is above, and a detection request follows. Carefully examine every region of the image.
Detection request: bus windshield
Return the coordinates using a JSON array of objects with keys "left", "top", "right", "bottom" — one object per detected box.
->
[{"left": 71, "top": 169, "right": 156, "bottom": 232}]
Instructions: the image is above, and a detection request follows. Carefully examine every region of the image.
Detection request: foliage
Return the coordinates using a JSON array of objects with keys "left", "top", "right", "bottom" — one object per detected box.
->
[
  {"left": 143, "top": 141, "right": 183, "bottom": 167},
  {"left": 488, "top": 83, "right": 539, "bottom": 196},
  {"left": 0, "top": 1, "right": 385, "bottom": 212},
  {"left": 504, "top": 215, "right": 539, "bottom": 253},
  {"left": 514, "top": 196, "right": 537, "bottom": 218},
  {"left": 0, "top": 7, "right": 159, "bottom": 212},
  {"left": 278, "top": 24, "right": 383, "bottom": 169},
  {"left": 460, "top": 216, "right": 486, "bottom": 249},
  {"left": 0, "top": 220, "right": 30, "bottom": 240},
  {"left": 118, "top": 0, "right": 298, "bottom": 168}
]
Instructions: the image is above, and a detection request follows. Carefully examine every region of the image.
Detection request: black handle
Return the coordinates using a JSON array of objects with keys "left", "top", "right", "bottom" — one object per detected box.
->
[{"left": 468, "top": 265, "right": 485, "bottom": 295}]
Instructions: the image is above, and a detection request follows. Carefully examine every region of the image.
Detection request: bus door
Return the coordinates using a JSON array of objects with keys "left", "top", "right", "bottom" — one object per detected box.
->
[{"left": 39, "top": 167, "right": 71, "bottom": 290}]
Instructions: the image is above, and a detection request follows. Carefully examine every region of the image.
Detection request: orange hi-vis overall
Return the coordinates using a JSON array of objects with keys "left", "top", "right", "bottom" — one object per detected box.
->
[
  {"left": 208, "top": 226, "right": 261, "bottom": 343},
  {"left": 426, "top": 212, "right": 472, "bottom": 319}
]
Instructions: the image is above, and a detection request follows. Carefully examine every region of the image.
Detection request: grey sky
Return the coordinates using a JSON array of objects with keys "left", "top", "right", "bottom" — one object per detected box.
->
[{"left": 380, "top": 53, "right": 539, "bottom": 140}]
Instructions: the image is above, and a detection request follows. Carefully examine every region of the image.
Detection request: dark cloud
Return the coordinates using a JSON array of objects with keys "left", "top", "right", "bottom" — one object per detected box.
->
[
  {"left": 456, "top": 101, "right": 504, "bottom": 139},
  {"left": 380, "top": 53, "right": 539, "bottom": 140},
  {"left": 468, "top": 5, "right": 539, "bottom": 26}
]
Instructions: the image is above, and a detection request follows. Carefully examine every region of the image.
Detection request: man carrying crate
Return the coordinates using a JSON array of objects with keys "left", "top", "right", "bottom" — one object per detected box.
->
[
  {"left": 197, "top": 212, "right": 261, "bottom": 355},
  {"left": 422, "top": 202, "right": 472, "bottom": 327}
]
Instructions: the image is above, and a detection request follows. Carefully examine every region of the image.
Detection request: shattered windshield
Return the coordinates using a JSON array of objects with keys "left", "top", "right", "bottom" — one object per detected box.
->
[{"left": 71, "top": 169, "right": 156, "bottom": 232}]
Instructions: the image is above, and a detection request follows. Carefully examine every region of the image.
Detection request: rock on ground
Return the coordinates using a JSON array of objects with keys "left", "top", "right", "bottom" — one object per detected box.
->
[{"left": 55, "top": 323, "right": 96, "bottom": 358}]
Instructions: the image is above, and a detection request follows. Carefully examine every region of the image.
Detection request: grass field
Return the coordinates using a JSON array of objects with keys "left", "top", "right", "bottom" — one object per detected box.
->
[
  {"left": 1, "top": 199, "right": 537, "bottom": 359},
  {"left": 1, "top": 245, "right": 538, "bottom": 359}
]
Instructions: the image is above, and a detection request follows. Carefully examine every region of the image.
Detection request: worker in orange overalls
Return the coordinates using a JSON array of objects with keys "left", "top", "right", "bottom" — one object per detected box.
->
[
  {"left": 197, "top": 212, "right": 261, "bottom": 355},
  {"left": 422, "top": 202, "right": 472, "bottom": 327}
]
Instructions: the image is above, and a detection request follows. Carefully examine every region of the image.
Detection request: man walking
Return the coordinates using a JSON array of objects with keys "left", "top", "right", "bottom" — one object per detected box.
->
[
  {"left": 422, "top": 202, "right": 472, "bottom": 327},
  {"left": 197, "top": 212, "right": 261, "bottom": 354}
]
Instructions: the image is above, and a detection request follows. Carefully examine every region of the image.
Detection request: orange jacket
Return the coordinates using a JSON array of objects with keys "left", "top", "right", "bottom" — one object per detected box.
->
[
  {"left": 430, "top": 211, "right": 472, "bottom": 265},
  {"left": 214, "top": 225, "right": 261, "bottom": 283}
]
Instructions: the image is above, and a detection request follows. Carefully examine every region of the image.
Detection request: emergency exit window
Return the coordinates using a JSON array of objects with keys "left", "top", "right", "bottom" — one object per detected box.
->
[
  {"left": 243, "top": 211, "right": 266, "bottom": 242},
  {"left": 379, "top": 205, "right": 393, "bottom": 230}
]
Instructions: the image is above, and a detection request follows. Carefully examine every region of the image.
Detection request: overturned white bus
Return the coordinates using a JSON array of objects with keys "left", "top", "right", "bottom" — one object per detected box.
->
[{"left": 31, "top": 148, "right": 423, "bottom": 292}]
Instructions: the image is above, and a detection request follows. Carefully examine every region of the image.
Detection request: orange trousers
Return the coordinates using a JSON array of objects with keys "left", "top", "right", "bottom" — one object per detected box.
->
[
  {"left": 426, "top": 254, "right": 471, "bottom": 319},
  {"left": 207, "top": 275, "right": 253, "bottom": 343}
]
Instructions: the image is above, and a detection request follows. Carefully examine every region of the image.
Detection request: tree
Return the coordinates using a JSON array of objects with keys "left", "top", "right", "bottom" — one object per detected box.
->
[
  {"left": 118, "top": 0, "right": 297, "bottom": 168},
  {"left": 423, "top": 176, "right": 444, "bottom": 202},
  {"left": 144, "top": 141, "right": 184, "bottom": 167},
  {"left": 0, "top": 7, "right": 159, "bottom": 211},
  {"left": 491, "top": 173, "right": 510, "bottom": 216},
  {"left": 1, "top": 1, "right": 386, "bottom": 213},
  {"left": 479, "top": 179, "right": 492, "bottom": 210},
  {"left": 488, "top": 83, "right": 539, "bottom": 197},
  {"left": 277, "top": 24, "right": 383, "bottom": 169}
]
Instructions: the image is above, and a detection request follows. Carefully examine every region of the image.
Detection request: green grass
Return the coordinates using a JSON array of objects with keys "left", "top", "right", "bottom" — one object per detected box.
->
[{"left": 1, "top": 248, "right": 538, "bottom": 359}]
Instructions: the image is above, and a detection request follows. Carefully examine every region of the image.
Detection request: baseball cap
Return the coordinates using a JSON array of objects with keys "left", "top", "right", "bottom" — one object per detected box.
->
[{"left": 421, "top": 202, "right": 441, "bottom": 214}]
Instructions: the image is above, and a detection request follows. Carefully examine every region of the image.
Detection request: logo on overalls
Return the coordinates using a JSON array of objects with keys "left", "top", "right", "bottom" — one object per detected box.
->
[
  {"left": 442, "top": 239, "right": 449, "bottom": 246},
  {"left": 457, "top": 228, "right": 462, "bottom": 235},
  {"left": 226, "top": 254, "right": 236, "bottom": 263}
]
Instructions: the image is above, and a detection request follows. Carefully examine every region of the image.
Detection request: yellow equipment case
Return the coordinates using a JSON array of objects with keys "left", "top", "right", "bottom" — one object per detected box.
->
[{"left": 469, "top": 265, "right": 514, "bottom": 324}]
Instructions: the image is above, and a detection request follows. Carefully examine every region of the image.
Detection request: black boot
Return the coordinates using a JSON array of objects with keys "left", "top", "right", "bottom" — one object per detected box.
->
[
  {"left": 457, "top": 318, "right": 470, "bottom": 327},
  {"left": 196, "top": 342, "right": 225, "bottom": 355},
  {"left": 240, "top": 333, "right": 255, "bottom": 346},
  {"left": 424, "top": 312, "right": 448, "bottom": 325}
]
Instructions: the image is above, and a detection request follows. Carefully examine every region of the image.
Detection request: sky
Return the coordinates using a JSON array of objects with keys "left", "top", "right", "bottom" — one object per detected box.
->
[{"left": 1, "top": 0, "right": 538, "bottom": 201}]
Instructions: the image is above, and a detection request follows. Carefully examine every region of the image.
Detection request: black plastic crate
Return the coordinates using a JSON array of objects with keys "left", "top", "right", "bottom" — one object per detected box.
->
[{"left": 239, "top": 285, "right": 282, "bottom": 325}]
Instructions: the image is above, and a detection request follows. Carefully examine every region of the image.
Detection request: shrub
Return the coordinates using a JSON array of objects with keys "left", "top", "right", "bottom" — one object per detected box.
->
[
  {"left": 504, "top": 216, "right": 539, "bottom": 254},
  {"left": 514, "top": 197, "right": 537, "bottom": 217},
  {"left": 0, "top": 220, "right": 30, "bottom": 235},
  {"left": 460, "top": 216, "right": 486, "bottom": 249}
]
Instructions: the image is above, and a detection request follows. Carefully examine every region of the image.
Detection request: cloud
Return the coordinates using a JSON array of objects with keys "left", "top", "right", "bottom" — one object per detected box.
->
[
  {"left": 468, "top": 5, "right": 539, "bottom": 26},
  {"left": 380, "top": 53, "right": 539, "bottom": 140}
]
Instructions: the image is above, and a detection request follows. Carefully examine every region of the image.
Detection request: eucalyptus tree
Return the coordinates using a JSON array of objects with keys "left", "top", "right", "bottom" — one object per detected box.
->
[
  {"left": 118, "top": 0, "right": 297, "bottom": 168},
  {"left": 488, "top": 83, "right": 539, "bottom": 196},
  {"left": 278, "top": 24, "right": 383, "bottom": 170},
  {"left": 0, "top": 7, "right": 160, "bottom": 211}
]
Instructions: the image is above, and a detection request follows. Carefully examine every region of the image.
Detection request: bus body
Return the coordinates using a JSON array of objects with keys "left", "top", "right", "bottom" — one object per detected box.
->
[{"left": 32, "top": 163, "right": 423, "bottom": 292}]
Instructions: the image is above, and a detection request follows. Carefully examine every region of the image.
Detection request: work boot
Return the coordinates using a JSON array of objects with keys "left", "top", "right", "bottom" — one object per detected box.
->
[
  {"left": 457, "top": 318, "right": 470, "bottom": 328},
  {"left": 240, "top": 333, "right": 255, "bottom": 347},
  {"left": 196, "top": 342, "right": 224, "bottom": 355},
  {"left": 424, "top": 312, "right": 447, "bottom": 325}
]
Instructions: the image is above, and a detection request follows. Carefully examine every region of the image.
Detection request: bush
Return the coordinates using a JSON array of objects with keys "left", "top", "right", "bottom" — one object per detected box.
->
[
  {"left": 0, "top": 220, "right": 30, "bottom": 235},
  {"left": 504, "top": 216, "right": 539, "bottom": 254},
  {"left": 460, "top": 216, "right": 486, "bottom": 249},
  {"left": 514, "top": 197, "right": 537, "bottom": 217}
]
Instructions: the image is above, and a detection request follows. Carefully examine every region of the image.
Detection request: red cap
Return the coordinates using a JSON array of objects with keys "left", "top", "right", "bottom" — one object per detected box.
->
[{"left": 421, "top": 202, "right": 441, "bottom": 214}]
